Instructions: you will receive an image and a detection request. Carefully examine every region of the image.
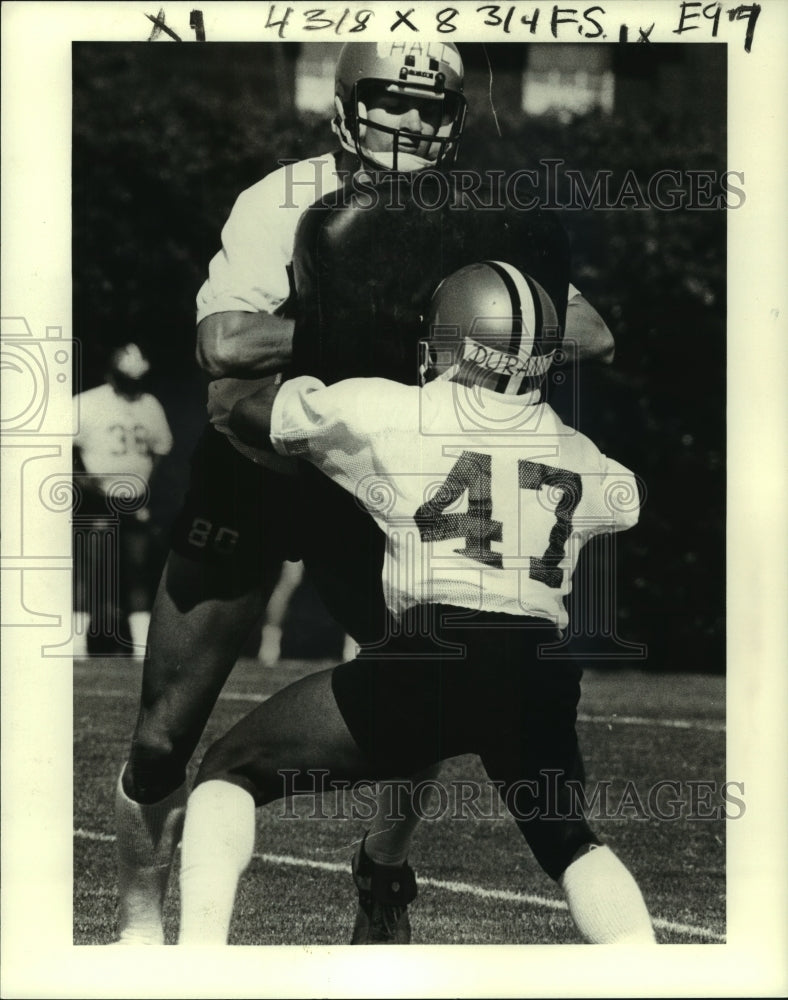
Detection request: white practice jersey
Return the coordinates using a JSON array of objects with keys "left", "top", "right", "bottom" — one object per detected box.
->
[
  {"left": 73, "top": 383, "right": 173, "bottom": 499},
  {"left": 271, "top": 376, "right": 640, "bottom": 627},
  {"left": 196, "top": 152, "right": 582, "bottom": 468},
  {"left": 197, "top": 153, "right": 346, "bottom": 468}
]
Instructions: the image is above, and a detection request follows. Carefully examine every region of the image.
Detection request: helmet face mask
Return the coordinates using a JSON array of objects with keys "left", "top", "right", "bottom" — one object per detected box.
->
[
  {"left": 356, "top": 82, "right": 465, "bottom": 170},
  {"left": 333, "top": 42, "right": 466, "bottom": 172},
  {"left": 418, "top": 336, "right": 453, "bottom": 387}
]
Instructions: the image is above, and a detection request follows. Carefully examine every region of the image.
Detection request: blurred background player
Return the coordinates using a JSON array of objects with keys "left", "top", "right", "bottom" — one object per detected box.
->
[
  {"left": 177, "top": 263, "right": 654, "bottom": 946},
  {"left": 257, "top": 559, "right": 305, "bottom": 666},
  {"left": 113, "top": 41, "right": 615, "bottom": 946},
  {"left": 72, "top": 342, "right": 172, "bottom": 657},
  {"left": 257, "top": 561, "right": 357, "bottom": 666}
]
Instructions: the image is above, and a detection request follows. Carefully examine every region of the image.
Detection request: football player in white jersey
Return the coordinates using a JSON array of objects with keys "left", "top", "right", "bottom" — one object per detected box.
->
[
  {"left": 113, "top": 42, "right": 615, "bottom": 946},
  {"left": 73, "top": 343, "right": 172, "bottom": 656},
  {"left": 176, "top": 263, "right": 655, "bottom": 945}
]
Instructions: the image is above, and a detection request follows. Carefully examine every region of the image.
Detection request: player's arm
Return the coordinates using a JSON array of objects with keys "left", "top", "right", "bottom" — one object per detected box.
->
[
  {"left": 231, "top": 375, "right": 373, "bottom": 468},
  {"left": 146, "top": 395, "right": 174, "bottom": 457},
  {"left": 196, "top": 311, "right": 295, "bottom": 379},
  {"left": 564, "top": 293, "right": 615, "bottom": 366},
  {"left": 196, "top": 177, "right": 298, "bottom": 379},
  {"left": 71, "top": 395, "right": 100, "bottom": 495},
  {"left": 72, "top": 444, "right": 88, "bottom": 475},
  {"left": 227, "top": 376, "right": 282, "bottom": 450},
  {"left": 601, "top": 456, "right": 642, "bottom": 531},
  {"left": 72, "top": 445, "right": 105, "bottom": 497},
  {"left": 148, "top": 453, "right": 166, "bottom": 483}
]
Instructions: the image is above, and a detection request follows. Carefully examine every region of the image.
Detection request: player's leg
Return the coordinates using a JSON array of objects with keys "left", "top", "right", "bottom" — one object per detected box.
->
[
  {"left": 114, "top": 425, "right": 294, "bottom": 944},
  {"left": 338, "top": 631, "right": 475, "bottom": 946},
  {"left": 258, "top": 559, "right": 304, "bottom": 666},
  {"left": 71, "top": 517, "right": 91, "bottom": 658},
  {"left": 488, "top": 766, "right": 654, "bottom": 943},
  {"left": 478, "top": 649, "right": 654, "bottom": 944},
  {"left": 73, "top": 490, "right": 118, "bottom": 655},
  {"left": 115, "top": 551, "right": 276, "bottom": 944},
  {"left": 119, "top": 512, "right": 155, "bottom": 657},
  {"left": 178, "top": 666, "right": 373, "bottom": 944},
  {"left": 300, "top": 473, "right": 438, "bottom": 942},
  {"left": 331, "top": 568, "right": 438, "bottom": 945},
  {"left": 122, "top": 551, "right": 276, "bottom": 802},
  {"left": 348, "top": 761, "right": 440, "bottom": 944},
  {"left": 558, "top": 841, "right": 656, "bottom": 944},
  {"left": 95, "top": 511, "right": 127, "bottom": 654},
  {"left": 178, "top": 644, "right": 451, "bottom": 945}
]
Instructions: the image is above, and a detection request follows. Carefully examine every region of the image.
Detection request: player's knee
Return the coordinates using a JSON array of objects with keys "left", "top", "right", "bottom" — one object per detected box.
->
[
  {"left": 524, "top": 818, "right": 601, "bottom": 882},
  {"left": 194, "top": 735, "right": 282, "bottom": 808},
  {"left": 126, "top": 729, "right": 188, "bottom": 803}
]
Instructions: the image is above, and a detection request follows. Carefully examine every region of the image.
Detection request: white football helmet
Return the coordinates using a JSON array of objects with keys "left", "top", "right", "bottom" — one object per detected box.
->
[
  {"left": 332, "top": 41, "right": 466, "bottom": 172},
  {"left": 424, "top": 262, "right": 562, "bottom": 396}
]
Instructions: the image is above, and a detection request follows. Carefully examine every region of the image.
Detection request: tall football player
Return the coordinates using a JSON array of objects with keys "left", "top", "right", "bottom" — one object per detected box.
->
[{"left": 113, "top": 42, "right": 614, "bottom": 946}]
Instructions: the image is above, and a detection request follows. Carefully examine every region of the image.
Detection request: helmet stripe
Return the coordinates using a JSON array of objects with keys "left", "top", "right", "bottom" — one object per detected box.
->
[
  {"left": 521, "top": 272, "right": 545, "bottom": 354},
  {"left": 482, "top": 260, "right": 523, "bottom": 357}
]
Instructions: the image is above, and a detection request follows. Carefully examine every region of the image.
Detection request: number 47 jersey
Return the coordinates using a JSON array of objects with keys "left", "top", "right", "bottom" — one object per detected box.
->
[{"left": 271, "top": 375, "right": 641, "bottom": 629}]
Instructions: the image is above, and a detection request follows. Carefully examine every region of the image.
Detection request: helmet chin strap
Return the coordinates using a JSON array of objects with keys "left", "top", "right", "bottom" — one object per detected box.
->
[{"left": 359, "top": 148, "right": 435, "bottom": 173}]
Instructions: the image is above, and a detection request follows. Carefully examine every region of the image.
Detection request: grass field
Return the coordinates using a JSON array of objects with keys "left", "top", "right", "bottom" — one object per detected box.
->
[{"left": 74, "top": 656, "right": 725, "bottom": 947}]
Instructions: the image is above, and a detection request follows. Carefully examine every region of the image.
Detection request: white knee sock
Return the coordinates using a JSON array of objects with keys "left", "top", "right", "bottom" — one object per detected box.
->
[
  {"left": 115, "top": 770, "right": 187, "bottom": 944},
  {"left": 178, "top": 780, "right": 256, "bottom": 945},
  {"left": 127, "top": 611, "right": 151, "bottom": 656},
  {"left": 559, "top": 844, "right": 656, "bottom": 944}
]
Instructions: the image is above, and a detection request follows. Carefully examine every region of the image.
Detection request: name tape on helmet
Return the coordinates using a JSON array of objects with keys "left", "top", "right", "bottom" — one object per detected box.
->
[
  {"left": 463, "top": 339, "right": 555, "bottom": 379},
  {"left": 376, "top": 41, "right": 462, "bottom": 76}
]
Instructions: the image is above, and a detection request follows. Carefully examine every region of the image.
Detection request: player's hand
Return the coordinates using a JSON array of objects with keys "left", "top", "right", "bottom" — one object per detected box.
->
[{"left": 227, "top": 374, "right": 282, "bottom": 450}]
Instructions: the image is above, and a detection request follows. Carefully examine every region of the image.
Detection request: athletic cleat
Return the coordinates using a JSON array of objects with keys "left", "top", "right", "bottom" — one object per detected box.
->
[{"left": 350, "top": 834, "right": 417, "bottom": 944}]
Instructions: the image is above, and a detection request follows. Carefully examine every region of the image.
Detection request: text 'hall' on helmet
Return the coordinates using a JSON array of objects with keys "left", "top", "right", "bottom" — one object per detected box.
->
[{"left": 332, "top": 42, "right": 467, "bottom": 172}]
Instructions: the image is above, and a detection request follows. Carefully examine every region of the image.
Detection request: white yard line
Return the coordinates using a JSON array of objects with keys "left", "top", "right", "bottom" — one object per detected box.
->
[
  {"left": 577, "top": 713, "right": 725, "bottom": 733},
  {"left": 78, "top": 689, "right": 270, "bottom": 702},
  {"left": 74, "top": 829, "right": 724, "bottom": 942},
  {"left": 80, "top": 687, "right": 725, "bottom": 731}
]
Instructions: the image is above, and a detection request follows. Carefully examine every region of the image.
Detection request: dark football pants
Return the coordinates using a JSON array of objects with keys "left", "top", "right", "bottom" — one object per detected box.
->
[{"left": 195, "top": 605, "right": 598, "bottom": 880}]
